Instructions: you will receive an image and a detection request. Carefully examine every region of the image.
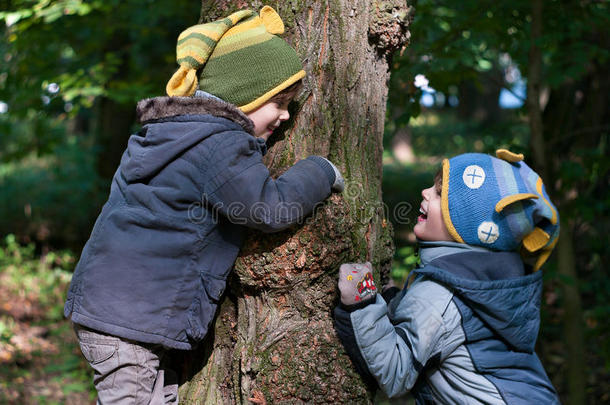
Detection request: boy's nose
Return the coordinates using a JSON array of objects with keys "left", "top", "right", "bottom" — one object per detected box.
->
[
  {"left": 422, "top": 186, "right": 432, "bottom": 199},
  {"left": 279, "top": 109, "right": 290, "bottom": 121}
]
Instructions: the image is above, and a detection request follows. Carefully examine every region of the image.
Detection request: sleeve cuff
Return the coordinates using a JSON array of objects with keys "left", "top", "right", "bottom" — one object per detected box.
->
[
  {"left": 338, "top": 295, "right": 378, "bottom": 312},
  {"left": 305, "top": 156, "right": 336, "bottom": 187},
  {"left": 382, "top": 287, "right": 400, "bottom": 303}
]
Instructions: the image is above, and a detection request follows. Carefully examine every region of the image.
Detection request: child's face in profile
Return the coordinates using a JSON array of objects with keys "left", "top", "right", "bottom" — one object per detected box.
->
[
  {"left": 246, "top": 100, "right": 291, "bottom": 140},
  {"left": 414, "top": 182, "right": 453, "bottom": 242}
]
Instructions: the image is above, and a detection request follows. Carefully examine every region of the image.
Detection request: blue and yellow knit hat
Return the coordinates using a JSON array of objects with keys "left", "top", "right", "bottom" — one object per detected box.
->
[
  {"left": 441, "top": 149, "right": 560, "bottom": 271},
  {"left": 166, "top": 6, "right": 305, "bottom": 113}
]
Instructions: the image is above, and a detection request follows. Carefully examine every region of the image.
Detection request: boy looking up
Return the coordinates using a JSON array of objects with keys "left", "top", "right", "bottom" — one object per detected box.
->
[
  {"left": 334, "top": 149, "right": 560, "bottom": 404},
  {"left": 65, "top": 6, "right": 343, "bottom": 404}
]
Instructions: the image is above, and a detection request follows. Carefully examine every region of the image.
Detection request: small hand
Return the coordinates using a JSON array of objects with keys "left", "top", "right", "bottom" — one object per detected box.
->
[
  {"left": 338, "top": 262, "right": 377, "bottom": 305},
  {"left": 321, "top": 158, "right": 344, "bottom": 192},
  {"left": 329, "top": 163, "right": 345, "bottom": 192}
]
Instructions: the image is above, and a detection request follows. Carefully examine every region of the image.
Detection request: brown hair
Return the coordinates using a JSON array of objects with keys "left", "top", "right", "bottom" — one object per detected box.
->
[
  {"left": 434, "top": 167, "right": 443, "bottom": 195},
  {"left": 268, "top": 80, "right": 303, "bottom": 105}
]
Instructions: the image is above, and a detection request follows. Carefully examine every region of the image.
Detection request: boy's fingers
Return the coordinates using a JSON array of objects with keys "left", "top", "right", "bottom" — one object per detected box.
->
[
  {"left": 339, "top": 262, "right": 373, "bottom": 276},
  {"left": 339, "top": 262, "right": 369, "bottom": 279}
]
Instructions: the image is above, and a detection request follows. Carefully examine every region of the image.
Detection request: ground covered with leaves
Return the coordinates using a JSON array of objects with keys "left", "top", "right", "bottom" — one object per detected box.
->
[{"left": 0, "top": 235, "right": 94, "bottom": 404}]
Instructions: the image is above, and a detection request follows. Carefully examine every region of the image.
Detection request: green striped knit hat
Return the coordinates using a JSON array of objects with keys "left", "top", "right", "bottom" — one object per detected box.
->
[{"left": 166, "top": 6, "right": 305, "bottom": 113}]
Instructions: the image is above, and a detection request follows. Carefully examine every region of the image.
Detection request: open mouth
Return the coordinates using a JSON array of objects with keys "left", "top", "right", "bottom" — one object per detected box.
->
[{"left": 418, "top": 207, "right": 428, "bottom": 222}]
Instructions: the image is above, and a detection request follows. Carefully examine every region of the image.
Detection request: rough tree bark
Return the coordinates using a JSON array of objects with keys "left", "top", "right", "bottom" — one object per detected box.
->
[{"left": 174, "top": 1, "right": 411, "bottom": 404}]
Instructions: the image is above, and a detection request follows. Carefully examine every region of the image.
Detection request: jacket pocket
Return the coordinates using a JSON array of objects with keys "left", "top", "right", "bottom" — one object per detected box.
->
[
  {"left": 185, "top": 273, "right": 226, "bottom": 341},
  {"left": 202, "top": 273, "right": 227, "bottom": 301}
]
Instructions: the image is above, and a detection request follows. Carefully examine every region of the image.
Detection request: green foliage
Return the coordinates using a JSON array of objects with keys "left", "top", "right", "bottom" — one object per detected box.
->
[
  {"left": 392, "top": 246, "right": 419, "bottom": 285},
  {"left": 0, "top": 0, "right": 200, "bottom": 160},
  {"left": 558, "top": 136, "right": 610, "bottom": 367},
  {"left": 0, "top": 0, "right": 202, "bottom": 249},
  {"left": 0, "top": 135, "right": 105, "bottom": 248},
  {"left": 387, "top": 0, "right": 609, "bottom": 124},
  {"left": 0, "top": 316, "right": 16, "bottom": 344},
  {"left": 386, "top": 110, "right": 529, "bottom": 156},
  {"left": 0, "top": 111, "right": 67, "bottom": 162},
  {"left": 0, "top": 234, "right": 74, "bottom": 318}
]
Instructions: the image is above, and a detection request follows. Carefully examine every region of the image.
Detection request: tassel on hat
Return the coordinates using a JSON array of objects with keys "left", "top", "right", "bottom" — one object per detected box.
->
[
  {"left": 166, "top": 9, "right": 253, "bottom": 97},
  {"left": 166, "top": 6, "right": 305, "bottom": 112}
]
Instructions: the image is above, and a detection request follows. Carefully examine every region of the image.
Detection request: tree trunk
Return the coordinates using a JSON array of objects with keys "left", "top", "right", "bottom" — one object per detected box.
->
[
  {"left": 94, "top": 25, "right": 136, "bottom": 180},
  {"left": 527, "top": 2, "right": 587, "bottom": 402},
  {"left": 176, "top": 1, "right": 411, "bottom": 403},
  {"left": 96, "top": 97, "right": 135, "bottom": 179},
  {"left": 556, "top": 223, "right": 586, "bottom": 405},
  {"left": 526, "top": 0, "right": 547, "bottom": 179}
]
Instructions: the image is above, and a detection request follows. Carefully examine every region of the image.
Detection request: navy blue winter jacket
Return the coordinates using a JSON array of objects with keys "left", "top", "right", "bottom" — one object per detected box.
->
[
  {"left": 64, "top": 95, "right": 335, "bottom": 350},
  {"left": 334, "top": 242, "right": 560, "bottom": 404}
]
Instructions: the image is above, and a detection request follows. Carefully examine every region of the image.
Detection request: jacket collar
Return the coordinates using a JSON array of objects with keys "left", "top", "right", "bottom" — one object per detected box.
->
[
  {"left": 418, "top": 240, "right": 525, "bottom": 281},
  {"left": 418, "top": 240, "right": 491, "bottom": 267},
  {"left": 136, "top": 95, "right": 255, "bottom": 135}
]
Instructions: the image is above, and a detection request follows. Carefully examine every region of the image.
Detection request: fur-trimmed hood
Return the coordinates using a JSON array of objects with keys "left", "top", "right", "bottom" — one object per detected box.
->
[
  {"left": 122, "top": 95, "right": 257, "bottom": 183},
  {"left": 136, "top": 95, "right": 254, "bottom": 135}
]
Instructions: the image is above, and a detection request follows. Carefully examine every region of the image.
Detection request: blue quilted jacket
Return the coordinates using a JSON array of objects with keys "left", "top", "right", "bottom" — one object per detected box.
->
[{"left": 64, "top": 95, "right": 335, "bottom": 349}]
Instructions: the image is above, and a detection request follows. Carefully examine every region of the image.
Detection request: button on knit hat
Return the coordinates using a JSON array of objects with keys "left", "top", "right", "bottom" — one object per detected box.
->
[
  {"left": 441, "top": 149, "right": 560, "bottom": 271},
  {"left": 166, "top": 6, "right": 306, "bottom": 113}
]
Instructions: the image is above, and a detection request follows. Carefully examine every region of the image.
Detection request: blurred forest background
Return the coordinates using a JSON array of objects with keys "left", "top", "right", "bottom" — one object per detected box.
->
[{"left": 0, "top": 0, "right": 608, "bottom": 404}]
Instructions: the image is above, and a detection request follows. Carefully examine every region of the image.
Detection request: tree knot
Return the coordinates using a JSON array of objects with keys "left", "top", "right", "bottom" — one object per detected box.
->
[{"left": 368, "top": 1, "right": 413, "bottom": 58}]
